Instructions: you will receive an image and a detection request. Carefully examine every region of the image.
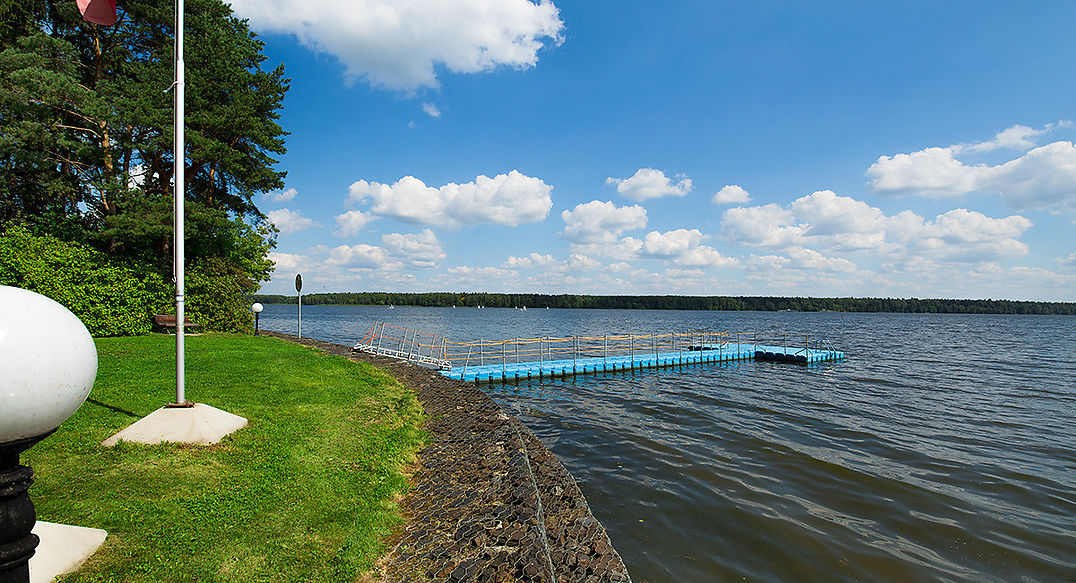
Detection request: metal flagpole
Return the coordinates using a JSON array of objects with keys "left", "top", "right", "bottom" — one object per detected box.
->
[{"left": 174, "top": 0, "right": 186, "bottom": 405}]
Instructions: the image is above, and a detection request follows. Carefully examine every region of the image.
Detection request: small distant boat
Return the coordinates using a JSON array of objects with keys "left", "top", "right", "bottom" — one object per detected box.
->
[
  {"left": 388, "top": 304, "right": 395, "bottom": 309},
  {"left": 521, "top": 306, "right": 527, "bottom": 311}
]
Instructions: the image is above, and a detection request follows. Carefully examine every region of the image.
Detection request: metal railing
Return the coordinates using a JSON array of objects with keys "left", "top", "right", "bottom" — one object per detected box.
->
[{"left": 354, "top": 323, "right": 843, "bottom": 372}]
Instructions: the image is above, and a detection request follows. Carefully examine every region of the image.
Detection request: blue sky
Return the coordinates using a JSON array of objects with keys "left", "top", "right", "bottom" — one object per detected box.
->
[{"left": 224, "top": 0, "right": 1076, "bottom": 301}]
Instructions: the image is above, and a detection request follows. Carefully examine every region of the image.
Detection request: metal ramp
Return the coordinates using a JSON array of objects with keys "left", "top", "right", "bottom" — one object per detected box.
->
[{"left": 354, "top": 323, "right": 452, "bottom": 369}]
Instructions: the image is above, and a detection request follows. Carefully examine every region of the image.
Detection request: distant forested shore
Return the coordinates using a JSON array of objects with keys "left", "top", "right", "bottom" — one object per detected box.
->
[{"left": 249, "top": 292, "right": 1076, "bottom": 315}]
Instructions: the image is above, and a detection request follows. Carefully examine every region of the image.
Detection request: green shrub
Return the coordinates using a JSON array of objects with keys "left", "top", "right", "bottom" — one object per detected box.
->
[
  {"left": 0, "top": 224, "right": 169, "bottom": 336},
  {"left": 185, "top": 256, "right": 254, "bottom": 333}
]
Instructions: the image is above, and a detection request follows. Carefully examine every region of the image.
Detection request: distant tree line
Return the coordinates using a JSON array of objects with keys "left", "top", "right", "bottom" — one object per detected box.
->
[{"left": 249, "top": 292, "right": 1076, "bottom": 315}]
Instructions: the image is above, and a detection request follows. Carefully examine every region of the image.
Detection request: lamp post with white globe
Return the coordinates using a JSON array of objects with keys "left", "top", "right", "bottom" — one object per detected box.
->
[
  {"left": 251, "top": 303, "right": 263, "bottom": 335},
  {"left": 0, "top": 286, "right": 98, "bottom": 583}
]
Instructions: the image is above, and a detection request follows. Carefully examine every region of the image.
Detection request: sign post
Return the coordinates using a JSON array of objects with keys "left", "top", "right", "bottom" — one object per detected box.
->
[{"left": 295, "top": 273, "right": 303, "bottom": 338}]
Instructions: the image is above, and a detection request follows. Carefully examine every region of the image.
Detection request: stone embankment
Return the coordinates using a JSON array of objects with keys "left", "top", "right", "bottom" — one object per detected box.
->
[{"left": 264, "top": 331, "right": 632, "bottom": 582}]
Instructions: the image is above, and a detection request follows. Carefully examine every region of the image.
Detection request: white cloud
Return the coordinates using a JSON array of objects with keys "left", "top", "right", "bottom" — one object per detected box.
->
[
  {"left": 325, "top": 243, "right": 397, "bottom": 269},
  {"left": 640, "top": 229, "right": 705, "bottom": 258},
  {"left": 955, "top": 121, "right": 1070, "bottom": 153},
  {"left": 560, "top": 200, "right": 647, "bottom": 243},
  {"left": 267, "top": 251, "right": 305, "bottom": 272},
  {"left": 333, "top": 210, "right": 375, "bottom": 237},
  {"left": 422, "top": 102, "right": 441, "bottom": 118},
  {"left": 264, "top": 187, "right": 298, "bottom": 203},
  {"left": 1063, "top": 252, "right": 1076, "bottom": 269},
  {"left": 866, "top": 123, "right": 1076, "bottom": 212},
  {"left": 502, "top": 253, "right": 556, "bottom": 269},
  {"left": 227, "top": 0, "right": 565, "bottom": 92},
  {"left": 564, "top": 253, "right": 602, "bottom": 271},
  {"left": 267, "top": 208, "right": 321, "bottom": 235},
  {"left": 987, "top": 141, "right": 1076, "bottom": 211},
  {"left": 720, "top": 203, "right": 803, "bottom": 248},
  {"left": 712, "top": 184, "right": 752, "bottom": 205},
  {"left": 606, "top": 262, "right": 632, "bottom": 273},
  {"left": 381, "top": 229, "right": 446, "bottom": 268},
  {"left": 128, "top": 164, "right": 147, "bottom": 189},
  {"left": 674, "top": 246, "right": 739, "bottom": 268},
  {"left": 866, "top": 147, "right": 989, "bottom": 197},
  {"left": 606, "top": 168, "right": 693, "bottom": 201},
  {"left": 445, "top": 265, "right": 514, "bottom": 280},
  {"left": 721, "top": 191, "right": 1032, "bottom": 263},
  {"left": 637, "top": 228, "right": 738, "bottom": 268},
  {"left": 569, "top": 237, "right": 644, "bottom": 261},
  {"left": 348, "top": 170, "right": 553, "bottom": 227}
]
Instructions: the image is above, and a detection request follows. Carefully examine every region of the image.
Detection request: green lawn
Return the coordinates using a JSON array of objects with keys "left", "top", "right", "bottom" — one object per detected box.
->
[{"left": 24, "top": 333, "right": 425, "bottom": 583}]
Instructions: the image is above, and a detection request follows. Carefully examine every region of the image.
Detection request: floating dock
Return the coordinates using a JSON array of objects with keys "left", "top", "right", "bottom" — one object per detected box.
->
[
  {"left": 355, "top": 324, "right": 845, "bottom": 385},
  {"left": 442, "top": 343, "right": 844, "bottom": 383}
]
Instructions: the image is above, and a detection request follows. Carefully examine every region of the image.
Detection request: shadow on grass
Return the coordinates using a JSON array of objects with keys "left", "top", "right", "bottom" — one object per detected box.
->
[{"left": 85, "top": 398, "right": 142, "bottom": 419}]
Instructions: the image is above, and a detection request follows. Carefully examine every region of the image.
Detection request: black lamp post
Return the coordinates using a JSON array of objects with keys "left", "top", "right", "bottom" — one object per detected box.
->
[{"left": 0, "top": 287, "right": 97, "bottom": 583}]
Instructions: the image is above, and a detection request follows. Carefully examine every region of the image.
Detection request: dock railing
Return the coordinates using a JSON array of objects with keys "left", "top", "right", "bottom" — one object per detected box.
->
[
  {"left": 354, "top": 323, "right": 842, "bottom": 372},
  {"left": 445, "top": 330, "right": 740, "bottom": 374}
]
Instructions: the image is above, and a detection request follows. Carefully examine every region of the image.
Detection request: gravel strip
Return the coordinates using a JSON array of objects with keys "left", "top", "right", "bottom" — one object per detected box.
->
[{"left": 262, "top": 331, "right": 632, "bottom": 582}]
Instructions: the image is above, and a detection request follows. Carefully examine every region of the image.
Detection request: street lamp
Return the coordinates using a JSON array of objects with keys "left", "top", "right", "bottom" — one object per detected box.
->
[
  {"left": 251, "top": 303, "right": 263, "bottom": 335},
  {"left": 0, "top": 286, "right": 97, "bottom": 583}
]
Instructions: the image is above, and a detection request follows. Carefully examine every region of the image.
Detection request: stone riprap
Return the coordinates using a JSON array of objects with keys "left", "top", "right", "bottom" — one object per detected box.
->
[{"left": 263, "top": 331, "right": 631, "bottom": 582}]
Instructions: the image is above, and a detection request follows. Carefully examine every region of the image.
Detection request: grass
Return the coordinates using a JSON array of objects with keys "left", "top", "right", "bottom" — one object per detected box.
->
[{"left": 24, "top": 333, "right": 426, "bottom": 583}]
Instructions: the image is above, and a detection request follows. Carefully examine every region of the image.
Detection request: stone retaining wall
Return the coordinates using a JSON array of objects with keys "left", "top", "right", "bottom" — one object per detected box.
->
[{"left": 263, "top": 332, "right": 632, "bottom": 582}]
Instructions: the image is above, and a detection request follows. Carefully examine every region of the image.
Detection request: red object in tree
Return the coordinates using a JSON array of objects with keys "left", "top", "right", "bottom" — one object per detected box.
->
[{"left": 77, "top": 0, "right": 117, "bottom": 26}]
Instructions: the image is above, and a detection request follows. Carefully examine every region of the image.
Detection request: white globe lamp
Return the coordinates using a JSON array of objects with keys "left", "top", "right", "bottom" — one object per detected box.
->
[
  {"left": 0, "top": 286, "right": 97, "bottom": 583},
  {"left": 251, "top": 302, "right": 263, "bottom": 335}
]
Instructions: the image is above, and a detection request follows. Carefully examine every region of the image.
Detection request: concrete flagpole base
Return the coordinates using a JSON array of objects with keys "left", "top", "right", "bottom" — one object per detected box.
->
[
  {"left": 101, "top": 404, "right": 247, "bottom": 446},
  {"left": 28, "top": 523, "right": 107, "bottom": 583}
]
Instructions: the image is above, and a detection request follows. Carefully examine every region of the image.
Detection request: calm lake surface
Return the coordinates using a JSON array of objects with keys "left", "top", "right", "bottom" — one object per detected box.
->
[{"left": 259, "top": 304, "right": 1076, "bottom": 582}]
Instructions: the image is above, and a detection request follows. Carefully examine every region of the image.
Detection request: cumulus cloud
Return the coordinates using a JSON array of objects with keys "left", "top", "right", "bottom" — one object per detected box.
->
[
  {"left": 564, "top": 253, "right": 602, "bottom": 271},
  {"left": 333, "top": 210, "right": 375, "bottom": 237},
  {"left": 640, "top": 229, "right": 706, "bottom": 257},
  {"left": 866, "top": 123, "right": 1076, "bottom": 211},
  {"left": 227, "top": 0, "right": 564, "bottom": 92},
  {"left": 348, "top": 170, "right": 553, "bottom": 227},
  {"left": 422, "top": 103, "right": 441, "bottom": 118},
  {"left": 720, "top": 203, "right": 802, "bottom": 248},
  {"left": 637, "top": 229, "right": 738, "bottom": 268},
  {"left": 606, "top": 168, "right": 693, "bottom": 201},
  {"left": 674, "top": 246, "right": 739, "bottom": 268},
  {"left": 264, "top": 187, "right": 298, "bottom": 203},
  {"left": 568, "top": 237, "right": 644, "bottom": 261},
  {"left": 711, "top": 184, "right": 752, "bottom": 205},
  {"left": 955, "top": 121, "right": 1071, "bottom": 153},
  {"left": 267, "top": 208, "right": 321, "bottom": 235},
  {"left": 381, "top": 229, "right": 446, "bottom": 268},
  {"left": 267, "top": 251, "right": 305, "bottom": 272},
  {"left": 326, "top": 243, "right": 396, "bottom": 269},
  {"left": 560, "top": 200, "right": 648, "bottom": 243},
  {"left": 502, "top": 253, "right": 556, "bottom": 269},
  {"left": 721, "top": 190, "right": 1033, "bottom": 263}
]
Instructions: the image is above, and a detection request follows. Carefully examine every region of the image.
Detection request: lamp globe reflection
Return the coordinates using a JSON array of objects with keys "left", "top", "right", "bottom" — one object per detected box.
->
[{"left": 0, "top": 286, "right": 97, "bottom": 583}]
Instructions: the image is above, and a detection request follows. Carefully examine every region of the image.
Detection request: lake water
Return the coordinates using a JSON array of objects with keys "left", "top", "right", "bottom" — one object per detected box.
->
[{"left": 259, "top": 304, "right": 1076, "bottom": 582}]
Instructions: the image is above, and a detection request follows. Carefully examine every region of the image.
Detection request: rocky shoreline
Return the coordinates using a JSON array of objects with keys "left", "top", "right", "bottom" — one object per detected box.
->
[{"left": 263, "top": 331, "right": 632, "bottom": 582}]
